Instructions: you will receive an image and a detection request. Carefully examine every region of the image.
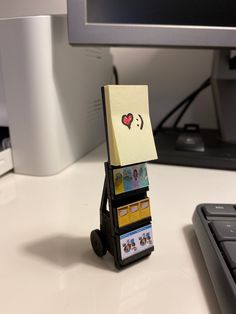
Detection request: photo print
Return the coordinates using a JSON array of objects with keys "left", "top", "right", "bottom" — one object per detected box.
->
[
  {"left": 113, "top": 163, "right": 149, "bottom": 195},
  {"left": 120, "top": 224, "right": 153, "bottom": 260}
]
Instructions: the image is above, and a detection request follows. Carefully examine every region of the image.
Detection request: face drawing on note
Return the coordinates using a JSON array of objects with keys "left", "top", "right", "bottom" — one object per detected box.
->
[
  {"left": 104, "top": 85, "right": 158, "bottom": 166},
  {"left": 121, "top": 113, "right": 144, "bottom": 130},
  {"left": 135, "top": 114, "right": 144, "bottom": 130}
]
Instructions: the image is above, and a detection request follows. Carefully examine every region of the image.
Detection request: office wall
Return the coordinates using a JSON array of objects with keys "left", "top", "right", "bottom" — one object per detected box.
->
[
  {"left": 0, "top": 0, "right": 66, "bottom": 17},
  {"left": 0, "top": 0, "right": 217, "bottom": 129},
  {"left": 111, "top": 48, "right": 216, "bottom": 129}
]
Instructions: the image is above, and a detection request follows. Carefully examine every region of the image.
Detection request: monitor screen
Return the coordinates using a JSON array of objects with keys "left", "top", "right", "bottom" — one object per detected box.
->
[
  {"left": 87, "top": 0, "right": 236, "bottom": 28},
  {"left": 68, "top": 0, "right": 236, "bottom": 48}
]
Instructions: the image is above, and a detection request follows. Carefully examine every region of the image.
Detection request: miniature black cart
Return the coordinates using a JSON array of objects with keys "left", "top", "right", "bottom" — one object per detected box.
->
[
  {"left": 90, "top": 161, "right": 154, "bottom": 269},
  {"left": 90, "top": 87, "right": 154, "bottom": 269}
]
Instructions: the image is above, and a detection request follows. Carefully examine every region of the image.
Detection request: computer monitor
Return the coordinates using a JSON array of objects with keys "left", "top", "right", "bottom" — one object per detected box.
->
[
  {"left": 68, "top": 0, "right": 236, "bottom": 48},
  {"left": 67, "top": 0, "right": 236, "bottom": 170}
]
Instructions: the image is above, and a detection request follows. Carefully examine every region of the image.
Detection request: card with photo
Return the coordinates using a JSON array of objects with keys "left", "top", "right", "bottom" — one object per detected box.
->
[
  {"left": 113, "top": 163, "right": 149, "bottom": 195},
  {"left": 139, "top": 163, "right": 148, "bottom": 187},
  {"left": 132, "top": 166, "right": 140, "bottom": 189},
  {"left": 123, "top": 167, "right": 133, "bottom": 192},
  {"left": 113, "top": 170, "right": 124, "bottom": 194},
  {"left": 119, "top": 224, "right": 153, "bottom": 260}
]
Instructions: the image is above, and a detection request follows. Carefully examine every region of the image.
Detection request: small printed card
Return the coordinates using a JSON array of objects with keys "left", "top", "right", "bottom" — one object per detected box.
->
[
  {"left": 117, "top": 197, "right": 151, "bottom": 227},
  {"left": 120, "top": 224, "right": 153, "bottom": 260},
  {"left": 113, "top": 163, "right": 149, "bottom": 195}
]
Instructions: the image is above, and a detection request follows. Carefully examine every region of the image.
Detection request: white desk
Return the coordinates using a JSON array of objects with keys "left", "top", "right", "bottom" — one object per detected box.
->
[{"left": 1, "top": 144, "right": 236, "bottom": 314}]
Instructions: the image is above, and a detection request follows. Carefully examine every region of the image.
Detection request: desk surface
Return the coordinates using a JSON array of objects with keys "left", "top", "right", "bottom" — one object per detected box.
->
[{"left": 1, "top": 144, "right": 235, "bottom": 314}]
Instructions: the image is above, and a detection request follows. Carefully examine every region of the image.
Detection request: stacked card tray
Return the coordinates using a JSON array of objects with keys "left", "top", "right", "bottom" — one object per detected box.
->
[{"left": 104, "top": 162, "right": 154, "bottom": 269}]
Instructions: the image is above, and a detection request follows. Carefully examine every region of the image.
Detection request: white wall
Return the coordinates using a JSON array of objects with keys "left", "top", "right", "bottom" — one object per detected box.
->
[
  {"left": 0, "top": 0, "right": 66, "bottom": 17},
  {"left": 0, "top": 0, "right": 217, "bottom": 129},
  {"left": 111, "top": 48, "right": 216, "bottom": 129}
]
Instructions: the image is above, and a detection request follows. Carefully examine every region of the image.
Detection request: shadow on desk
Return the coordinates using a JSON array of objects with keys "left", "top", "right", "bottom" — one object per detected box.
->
[
  {"left": 80, "top": 144, "right": 106, "bottom": 163},
  {"left": 22, "top": 234, "right": 116, "bottom": 272},
  {"left": 183, "top": 225, "right": 221, "bottom": 314}
]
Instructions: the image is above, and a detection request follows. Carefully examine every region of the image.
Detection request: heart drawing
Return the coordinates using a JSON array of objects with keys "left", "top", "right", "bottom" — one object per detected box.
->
[{"left": 121, "top": 113, "right": 133, "bottom": 129}]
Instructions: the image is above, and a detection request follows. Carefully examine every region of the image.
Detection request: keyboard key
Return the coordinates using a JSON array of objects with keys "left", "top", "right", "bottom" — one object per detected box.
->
[
  {"left": 221, "top": 242, "right": 236, "bottom": 269},
  {"left": 193, "top": 204, "right": 236, "bottom": 314},
  {"left": 203, "top": 204, "right": 236, "bottom": 218},
  {"left": 211, "top": 221, "right": 236, "bottom": 241}
]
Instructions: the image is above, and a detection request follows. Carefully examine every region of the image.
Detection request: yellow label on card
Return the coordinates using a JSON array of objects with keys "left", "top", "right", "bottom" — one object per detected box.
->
[
  {"left": 129, "top": 203, "right": 140, "bottom": 223},
  {"left": 104, "top": 85, "right": 158, "bottom": 166},
  {"left": 117, "top": 197, "right": 151, "bottom": 228},
  {"left": 139, "top": 199, "right": 151, "bottom": 219},
  {"left": 118, "top": 206, "right": 129, "bottom": 227}
]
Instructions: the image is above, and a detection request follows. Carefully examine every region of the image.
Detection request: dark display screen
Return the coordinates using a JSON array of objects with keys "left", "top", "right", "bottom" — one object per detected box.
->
[{"left": 87, "top": 0, "right": 236, "bottom": 27}]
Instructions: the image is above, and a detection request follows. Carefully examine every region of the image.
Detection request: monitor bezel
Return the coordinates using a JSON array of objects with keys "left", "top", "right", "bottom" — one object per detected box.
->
[{"left": 67, "top": 0, "right": 236, "bottom": 48}]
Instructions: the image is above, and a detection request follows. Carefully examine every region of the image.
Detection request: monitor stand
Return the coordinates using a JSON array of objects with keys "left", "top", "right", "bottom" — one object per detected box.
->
[
  {"left": 151, "top": 50, "right": 236, "bottom": 171},
  {"left": 152, "top": 128, "right": 236, "bottom": 170}
]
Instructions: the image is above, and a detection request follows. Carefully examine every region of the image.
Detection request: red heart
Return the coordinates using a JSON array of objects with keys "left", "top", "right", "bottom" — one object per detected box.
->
[{"left": 122, "top": 113, "right": 133, "bottom": 129}]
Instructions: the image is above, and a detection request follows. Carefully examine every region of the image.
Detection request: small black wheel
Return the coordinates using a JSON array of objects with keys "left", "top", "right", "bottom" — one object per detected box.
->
[{"left": 90, "top": 229, "right": 107, "bottom": 257}]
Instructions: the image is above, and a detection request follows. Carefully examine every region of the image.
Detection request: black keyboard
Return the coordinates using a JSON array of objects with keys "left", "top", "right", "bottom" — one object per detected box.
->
[{"left": 193, "top": 204, "right": 236, "bottom": 314}]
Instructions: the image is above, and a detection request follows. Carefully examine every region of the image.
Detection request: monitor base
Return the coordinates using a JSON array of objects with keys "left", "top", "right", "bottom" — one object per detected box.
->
[{"left": 151, "top": 128, "right": 236, "bottom": 170}]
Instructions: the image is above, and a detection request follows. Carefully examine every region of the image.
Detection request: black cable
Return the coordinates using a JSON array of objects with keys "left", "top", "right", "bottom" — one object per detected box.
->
[
  {"left": 173, "top": 78, "right": 211, "bottom": 128},
  {"left": 153, "top": 93, "right": 196, "bottom": 136},
  {"left": 113, "top": 65, "right": 119, "bottom": 85},
  {"left": 153, "top": 77, "right": 211, "bottom": 135},
  {"left": 172, "top": 96, "right": 196, "bottom": 129}
]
